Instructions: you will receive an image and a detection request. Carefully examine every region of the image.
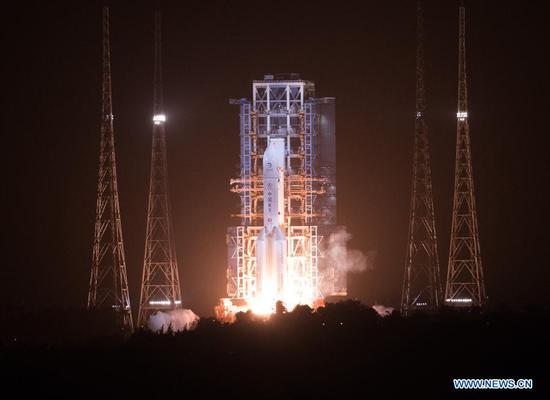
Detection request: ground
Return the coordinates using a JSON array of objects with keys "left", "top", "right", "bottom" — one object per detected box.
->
[{"left": 1, "top": 301, "right": 548, "bottom": 399}]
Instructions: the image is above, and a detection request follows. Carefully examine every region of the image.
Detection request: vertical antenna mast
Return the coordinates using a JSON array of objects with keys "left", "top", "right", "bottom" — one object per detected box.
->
[
  {"left": 401, "top": 1, "right": 442, "bottom": 316},
  {"left": 153, "top": 11, "right": 163, "bottom": 117},
  {"left": 88, "top": 6, "right": 133, "bottom": 332},
  {"left": 445, "top": 1, "right": 486, "bottom": 308},
  {"left": 138, "top": 11, "right": 182, "bottom": 327}
]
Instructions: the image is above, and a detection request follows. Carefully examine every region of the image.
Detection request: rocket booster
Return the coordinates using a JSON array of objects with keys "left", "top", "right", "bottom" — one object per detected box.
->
[{"left": 256, "top": 138, "right": 286, "bottom": 300}]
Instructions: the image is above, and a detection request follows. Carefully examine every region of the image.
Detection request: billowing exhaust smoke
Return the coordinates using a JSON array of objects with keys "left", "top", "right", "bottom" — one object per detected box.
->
[
  {"left": 148, "top": 309, "right": 199, "bottom": 332},
  {"left": 322, "top": 228, "right": 370, "bottom": 273},
  {"left": 318, "top": 227, "right": 374, "bottom": 296},
  {"left": 372, "top": 304, "right": 394, "bottom": 317}
]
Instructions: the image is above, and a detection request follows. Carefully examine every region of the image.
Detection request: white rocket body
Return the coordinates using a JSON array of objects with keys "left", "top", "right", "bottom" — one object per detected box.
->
[{"left": 256, "top": 138, "right": 286, "bottom": 301}]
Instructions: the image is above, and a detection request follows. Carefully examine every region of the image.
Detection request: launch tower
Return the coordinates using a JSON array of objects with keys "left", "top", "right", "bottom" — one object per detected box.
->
[{"left": 219, "top": 74, "right": 345, "bottom": 318}]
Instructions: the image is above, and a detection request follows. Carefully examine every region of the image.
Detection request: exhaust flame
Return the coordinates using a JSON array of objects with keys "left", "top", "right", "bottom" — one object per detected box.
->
[
  {"left": 217, "top": 227, "right": 372, "bottom": 322},
  {"left": 249, "top": 297, "right": 276, "bottom": 316}
]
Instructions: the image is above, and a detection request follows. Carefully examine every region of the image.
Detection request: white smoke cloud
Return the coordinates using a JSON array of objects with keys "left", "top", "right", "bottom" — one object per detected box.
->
[
  {"left": 148, "top": 309, "right": 199, "bottom": 333},
  {"left": 318, "top": 228, "right": 374, "bottom": 297},
  {"left": 322, "top": 228, "right": 369, "bottom": 273},
  {"left": 372, "top": 304, "right": 394, "bottom": 317}
]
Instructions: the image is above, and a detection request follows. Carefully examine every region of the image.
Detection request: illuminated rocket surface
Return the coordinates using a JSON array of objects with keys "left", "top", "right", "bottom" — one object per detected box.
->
[{"left": 256, "top": 138, "right": 287, "bottom": 306}]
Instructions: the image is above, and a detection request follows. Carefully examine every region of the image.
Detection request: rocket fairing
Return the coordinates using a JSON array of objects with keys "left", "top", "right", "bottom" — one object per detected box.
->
[{"left": 256, "top": 138, "right": 286, "bottom": 301}]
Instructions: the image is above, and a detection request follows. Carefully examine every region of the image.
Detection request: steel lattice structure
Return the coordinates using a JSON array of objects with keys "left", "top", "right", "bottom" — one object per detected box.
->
[
  {"left": 445, "top": 2, "right": 486, "bottom": 308},
  {"left": 227, "top": 80, "right": 321, "bottom": 306},
  {"left": 401, "top": 2, "right": 442, "bottom": 316},
  {"left": 138, "top": 11, "right": 182, "bottom": 327},
  {"left": 216, "top": 74, "right": 344, "bottom": 320},
  {"left": 87, "top": 6, "right": 133, "bottom": 332}
]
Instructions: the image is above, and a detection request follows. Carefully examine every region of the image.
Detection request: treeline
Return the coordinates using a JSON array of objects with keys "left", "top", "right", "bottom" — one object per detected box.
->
[{"left": 1, "top": 301, "right": 548, "bottom": 398}]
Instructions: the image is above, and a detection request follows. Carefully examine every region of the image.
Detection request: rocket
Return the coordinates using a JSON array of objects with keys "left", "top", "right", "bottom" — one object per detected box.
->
[{"left": 256, "top": 138, "right": 286, "bottom": 301}]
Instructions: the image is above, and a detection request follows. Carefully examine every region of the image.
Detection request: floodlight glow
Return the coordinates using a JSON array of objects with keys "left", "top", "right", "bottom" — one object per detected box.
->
[
  {"left": 445, "top": 298, "right": 473, "bottom": 303},
  {"left": 149, "top": 300, "right": 171, "bottom": 305},
  {"left": 153, "top": 114, "right": 166, "bottom": 124},
  {"left": 457, "top": 111, "right": 468, "bottom": 120}
]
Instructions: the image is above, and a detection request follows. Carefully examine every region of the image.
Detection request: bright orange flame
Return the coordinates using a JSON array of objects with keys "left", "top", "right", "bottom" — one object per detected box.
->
[
  {"left": 248, "top": 297, "right": 275, "bottom": 315},
  {"left": 216, "top": 254, "right": 323, "bottom": 321}
]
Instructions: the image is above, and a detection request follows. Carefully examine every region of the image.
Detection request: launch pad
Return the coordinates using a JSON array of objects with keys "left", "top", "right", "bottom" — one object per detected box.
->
[{"left": 217, "top": 74, "right": 346, "bottom": 321}]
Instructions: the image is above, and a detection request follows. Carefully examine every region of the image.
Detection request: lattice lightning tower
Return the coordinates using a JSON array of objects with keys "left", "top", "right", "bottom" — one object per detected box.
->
[
  {"left": 445, "top": 1, "right": 486, "bottom": 307},
  {"left": 138, "top": 11, "right": 182, "bottom": 327},
  {"left": 87, "top": 6, "right": 133, "bottom": 332},
  {"left": 401, "top": 1, "right": 442, "bottom": 316}
]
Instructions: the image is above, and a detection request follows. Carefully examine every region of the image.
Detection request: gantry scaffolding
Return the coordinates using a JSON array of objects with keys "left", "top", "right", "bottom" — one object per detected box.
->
[{"left": 220, "top": 74, "right": 344, "bottom": 316}]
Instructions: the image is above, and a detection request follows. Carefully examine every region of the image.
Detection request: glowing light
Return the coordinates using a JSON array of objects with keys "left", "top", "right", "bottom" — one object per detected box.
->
[
  {"left": 415, "top": 302, "right": 428, "bottom": 306},
  {"left": 153, "top": 114, "right": 166, "bottom": 124},
  {"left": 246, "top": 287, "right": 318, "bottom": 317},
  {"left": 457, "top": 111, "right": 468, "bottom": 121},
  {"left": 149, "top": 300, "right": 171, "bottom": 305},
  {"left": 445, "top": 298, "right": 473, "bottom": 303},
  {"left": 249, "top": 297, "right": 276, "bottom": 316}
]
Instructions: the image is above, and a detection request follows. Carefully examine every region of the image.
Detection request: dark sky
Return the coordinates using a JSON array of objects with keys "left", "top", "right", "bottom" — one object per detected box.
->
[{"left": 4, "top": 0, "right": 549, "bottom": 316}]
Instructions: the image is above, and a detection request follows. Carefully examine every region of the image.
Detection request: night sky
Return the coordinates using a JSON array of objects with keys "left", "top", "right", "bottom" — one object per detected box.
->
[{"left": 4, "top": 0, "right": 549, "bottom": 316}]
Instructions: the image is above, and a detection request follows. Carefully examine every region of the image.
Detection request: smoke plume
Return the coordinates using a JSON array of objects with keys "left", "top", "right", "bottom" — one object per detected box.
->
[
  {"left": 148, "top": 309, "right": 199, "bottom": 333},
  {"left": 372, "top": 304, "right": 394, "bottom": 317},
  {"left": 318, "top": 227, "right": 374, "bottom": 296},
  {"left": 322, "top": 228, "right": 370, "bottom": 273}
]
